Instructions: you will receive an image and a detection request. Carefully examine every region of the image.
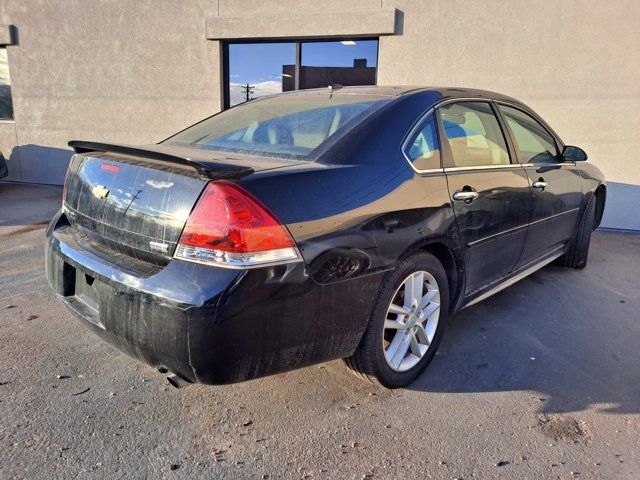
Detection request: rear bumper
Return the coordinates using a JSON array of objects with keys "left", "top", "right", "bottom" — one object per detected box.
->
[{"left": 45, "top": 210, "right": 383, "bottom": 384}]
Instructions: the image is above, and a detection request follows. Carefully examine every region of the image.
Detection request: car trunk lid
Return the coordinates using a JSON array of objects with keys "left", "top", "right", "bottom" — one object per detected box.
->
[{"left": 63, "top": 142, "right": 302, "bottom": 264}]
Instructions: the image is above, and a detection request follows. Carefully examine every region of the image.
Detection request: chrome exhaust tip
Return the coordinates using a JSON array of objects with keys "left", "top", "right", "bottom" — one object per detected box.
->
[{"left": 167, "top": 373, "right": 191, "bottom": 389}]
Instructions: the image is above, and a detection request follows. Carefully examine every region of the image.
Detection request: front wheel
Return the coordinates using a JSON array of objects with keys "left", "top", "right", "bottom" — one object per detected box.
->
[
  {"left": 345, "top": 252, "right": 449, "bottom": 388},
  {"left": 556, "top": 196, "right": 596, "bottom": 269}
]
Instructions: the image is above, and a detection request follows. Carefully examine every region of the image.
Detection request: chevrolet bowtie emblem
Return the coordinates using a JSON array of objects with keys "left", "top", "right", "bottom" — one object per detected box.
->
[{"left": 92, "top": 185, "right": 110, "bottom": 199}]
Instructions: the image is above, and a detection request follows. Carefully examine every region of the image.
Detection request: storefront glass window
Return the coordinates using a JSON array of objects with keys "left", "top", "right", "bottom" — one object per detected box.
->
[
  {"left": 225, "top": 39, "right": 378, "bottom": 108},
  {"left": 0, "top": 48, "right": 14, "bottom": 120}
]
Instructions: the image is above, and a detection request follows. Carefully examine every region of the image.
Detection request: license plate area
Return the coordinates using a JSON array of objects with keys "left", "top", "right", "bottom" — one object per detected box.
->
[
  {"left": 75, "top": 270, "right": 100, "bottom": 311},
  {"left": 60, "top": 262, "right": 104, "bottom": 329}
]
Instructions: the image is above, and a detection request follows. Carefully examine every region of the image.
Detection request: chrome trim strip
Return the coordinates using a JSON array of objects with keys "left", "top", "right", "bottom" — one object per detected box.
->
[
  {"left": 467, "top": 222, "right": 528, "bottom": 247},
  {"left": 527, "top": 207, "right": 580, "bottom": 227},
  {"left": 464, "top": 250, "right": 564, "bottom": 308},
  {"left": 467, "top": 208, "right": 580, "bottom": 247},
  {"left": 444, "top": 164, "right": 523, "bottom": 173},
  {"left": 149, "top": 241, "right": 169, "bottom": 253},
  {"left": 435, "top": 97, "right": 495, "bottom": 107},
  {"left": 414, "top": 168, "right": 445, "bottom": 175},
  {"left": 520, "top": 162, "right": 576, "bottom": 167},
  {"left": 443, "top": 163, "right": 577, "bottom": 173}
]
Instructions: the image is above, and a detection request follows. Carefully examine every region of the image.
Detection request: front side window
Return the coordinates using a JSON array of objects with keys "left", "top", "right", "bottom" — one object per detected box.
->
[
  {"left": 404, "top": 113, "right": 440, "bottom": 171},
  {"left": 439, "top": 102, "right": 510, "bottom": 167},
  {"left": 225, "top": 39, "right": 378, "bottom": 108},
  {"left": 499, "top": 105, "right": 558, "bottom": 164},
  {"left": 0, "top": 48, "right": 13, "bottom": 120},
  {"left": 165, "top": 93, "right": 389, "bottom": 159}
]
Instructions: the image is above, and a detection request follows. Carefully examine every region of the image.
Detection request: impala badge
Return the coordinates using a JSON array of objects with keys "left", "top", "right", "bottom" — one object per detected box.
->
[
  {"left": 92, "top": 185, "right": 110, "bottom": 199},
  {"left": 149, "top": 241, "right": 169, "bottom": 253}
]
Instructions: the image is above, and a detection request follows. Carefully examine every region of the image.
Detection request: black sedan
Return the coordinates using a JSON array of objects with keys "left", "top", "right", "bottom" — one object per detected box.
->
[
  {"left": 45, "top": 86, "right": 606, "bottom": 388},
  {"left": 0, "top": 151, "right": 7, "bottom": 179}
]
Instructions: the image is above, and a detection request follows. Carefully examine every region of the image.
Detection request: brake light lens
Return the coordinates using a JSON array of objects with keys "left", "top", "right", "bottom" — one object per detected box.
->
[
  {"left": 100, "top": 163, "right": 120, "bottom": 173},
  {"left": 174, "top": 182, "right": 301, "bottom": 268}
]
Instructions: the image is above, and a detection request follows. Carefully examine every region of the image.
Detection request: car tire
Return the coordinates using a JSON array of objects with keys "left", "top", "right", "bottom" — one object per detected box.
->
[
  {"left": 556, "top": 195, "right": 596, "bottom": 269},
  {"left": 345, "top": 251, "right": 449, "bottom": 388}
]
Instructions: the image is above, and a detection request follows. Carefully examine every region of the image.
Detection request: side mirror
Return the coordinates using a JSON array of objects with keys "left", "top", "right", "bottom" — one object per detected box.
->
[{"left": 562, "top": 145, "right": 588, "bottom": 162}]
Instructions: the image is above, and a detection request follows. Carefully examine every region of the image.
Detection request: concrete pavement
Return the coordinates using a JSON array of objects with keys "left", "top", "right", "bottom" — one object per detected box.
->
[{"left": 1, "top": 183, "right": 638, "bottom": 479}]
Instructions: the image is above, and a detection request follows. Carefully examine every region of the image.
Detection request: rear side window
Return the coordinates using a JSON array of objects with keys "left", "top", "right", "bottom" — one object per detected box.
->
[
  {"left": 499, "top": 105, "right": 559, "bottom": 164},
  {"left": 404, "top": 113, "right": 440, "bottom": 171},
  {"left": 439, "top": 102, "right": 510, "bottom": 167},
  {"left": 164, "top": 93, "right": 389, "bottom": 159}
]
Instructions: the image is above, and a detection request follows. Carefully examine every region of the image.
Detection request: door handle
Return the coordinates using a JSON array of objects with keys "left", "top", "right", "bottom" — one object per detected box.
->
[
  {"left": 532, "top": 178, "right": 547, "bottom": 190},
  {"left": 452, "top": 190, "right": 479, "bottom": 203}
]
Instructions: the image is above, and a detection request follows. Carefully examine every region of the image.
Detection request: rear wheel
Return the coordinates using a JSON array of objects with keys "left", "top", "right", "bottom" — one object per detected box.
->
[
  {"left": 345, "top": 252, "right": 449, "bottom": 388},
  {"left": 556, "top": 196, "right": 596, "bottom": 269}
]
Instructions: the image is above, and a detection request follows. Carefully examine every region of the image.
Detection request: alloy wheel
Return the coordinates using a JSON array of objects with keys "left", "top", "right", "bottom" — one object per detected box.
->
[{"left": 383, "top": 270, "right": 441, "bottom": 372}]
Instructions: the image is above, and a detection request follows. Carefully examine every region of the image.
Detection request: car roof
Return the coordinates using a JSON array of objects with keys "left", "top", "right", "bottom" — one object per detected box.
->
[{"left": 269, "top": 85, "right": 521, "bottom": 103}]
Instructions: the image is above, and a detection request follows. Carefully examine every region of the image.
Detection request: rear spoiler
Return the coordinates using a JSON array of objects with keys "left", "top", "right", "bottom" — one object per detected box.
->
[{"left": 68, "top": 140, "right": 254, "bottom": 180}]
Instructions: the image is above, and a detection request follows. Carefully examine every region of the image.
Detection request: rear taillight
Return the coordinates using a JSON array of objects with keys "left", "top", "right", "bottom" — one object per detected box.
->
[
  {"left": 100, "top": 163, "right": 120, "bottom": 173},
  {"left": 174, "top": 182, "right": 301, "bottom": 268}
]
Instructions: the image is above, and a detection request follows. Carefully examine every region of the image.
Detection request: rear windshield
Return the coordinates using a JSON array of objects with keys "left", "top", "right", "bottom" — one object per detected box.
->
[{"left": 164, "top": 93, "right": 390, "bottom": 159}]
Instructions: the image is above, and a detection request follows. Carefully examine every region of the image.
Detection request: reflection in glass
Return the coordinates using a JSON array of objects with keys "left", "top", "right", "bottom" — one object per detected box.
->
[
  {"left": 300, "top": 40, "right": 378, "bottom": 89},
  {"left": 440, "top": 102, "right": 510, "bottom": 167},
  {"left": 499, "top": 105, "right": 558, "bottom": 163},
  {"left": 0, "top": 48, "right": 13, "bottom": 120},
  {"left": 226, "top": 39, "right": 379, "bottom": 109},
  {"left": 228, "top": 43, "right": 296, "bottom": 107},
  {"left": 167, "top": 94, "right": 389, "bottom": 159},
  {"left": 405, "top": 114, "right": 440, "bottom": 171}
]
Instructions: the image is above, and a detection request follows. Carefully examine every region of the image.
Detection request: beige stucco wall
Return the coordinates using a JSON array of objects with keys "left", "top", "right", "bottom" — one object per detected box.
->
[
  {"left": 0, "top": 0, "right": 222, "bottom": 184},
  {"left": 1, "top": 0, "right": 638, "bottom": 229}
]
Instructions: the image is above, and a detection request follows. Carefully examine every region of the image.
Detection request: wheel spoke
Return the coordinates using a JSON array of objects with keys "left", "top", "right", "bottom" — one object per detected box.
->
[
  {"left": 404, "top": 272, "right": 424, "bottom": 308},
  {"left": 419, "top": 289, "right": 439, "bottom": 309},
  {"left": 384, "top": 319, "right": 406, "bottom": 330},
  {"left": 402, "top": 277, "right": 414, "bottom": 309},
  {"left": 388, "top": 303, "right": 411, "bottom": 316},
  {"left": 390, "top": 335, "right": 412, "bottom": 369},
  {"left": 386, "top": 330, "right": 406, "bottom": 361},
  {"left": 419, "top": 302, "right": 440, "bottom": 322},
  {"left": 412, "top": 272, "right": 425, "bottom": 305},
  {"left": 409, "top": 334, "right": 423, "bottom": 358},
  {"left": 415, "top": 324, "right": 430, "bottom": 346}
]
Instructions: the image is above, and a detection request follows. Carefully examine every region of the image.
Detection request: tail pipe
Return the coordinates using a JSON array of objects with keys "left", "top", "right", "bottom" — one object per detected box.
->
[{"left": 167, "top": 373, "right": 192, "bottom": 389}]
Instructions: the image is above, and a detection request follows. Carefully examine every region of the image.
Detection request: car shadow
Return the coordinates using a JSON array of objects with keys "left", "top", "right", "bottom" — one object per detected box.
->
[
  {"left": 3, "top": 143, "right": 72, "bottom": 185},
  {"left": 407, "top": 233, "right": 640, "bottom": 415},
  {"left": 0, "top": 182, "right": 62, "bottom": 227}
]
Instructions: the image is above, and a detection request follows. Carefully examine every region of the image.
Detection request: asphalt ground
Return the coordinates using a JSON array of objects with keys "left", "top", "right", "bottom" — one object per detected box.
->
[{"left": 1, "top": 182, "right": 639, "bottom": 479}]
